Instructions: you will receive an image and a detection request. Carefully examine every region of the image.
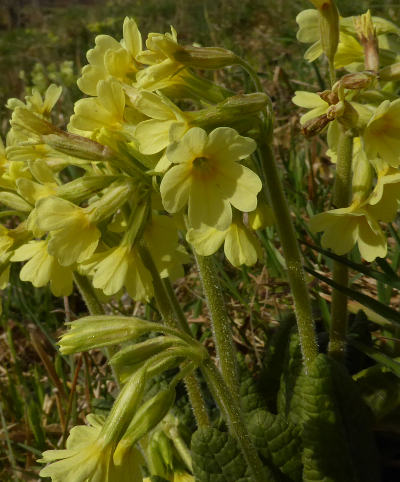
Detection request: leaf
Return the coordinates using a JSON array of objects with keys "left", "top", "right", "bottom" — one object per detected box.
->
[
  {"left": 260, "top": 314, "right": 297, "bottom": 412},
  {"left": 248, "top": 409, "right": 303, "bottom": 481},
  {"left": 238, "top": 355, "right": 268, "bottom": 418},
  {"left": 305, "top": 266, "right": 400, "bottom": 328},
  {"left": 302, "top": 240, "right": 400, "bottom": 289},
  {"left": 277, "top": 328, "right": 303, "bottom": 419},
  {"left": 292, "top": 354, "right": 380, "bottom": 482},
  {"left": 191, "top": 428, "right": 252, "bottom": 482},
  {"left": 350, "top": 340, "right": 400, "bottom": 378},
  {"left": 354, "top": 365, "right": 400, "bottom": 422}
]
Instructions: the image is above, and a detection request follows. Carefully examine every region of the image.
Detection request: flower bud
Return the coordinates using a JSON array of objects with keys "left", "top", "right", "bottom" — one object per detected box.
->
[
  {"left": 113, "top": 387, "right": 176, "bottom": 465},
  {"left": 110, "top": 336, "right": 186, "bottom": 370},
  {"left": 100, "top": 366, "right": 147, "bottom": 444},
  {"left": 88, "top": 179, "right": 134, "bottom": 224},
  {"left": 43, "top": 132, "right": 115, "bottom": 162},
  {"left": 147, "top": 431, "right": 174, "bottom": 476},
  {"left": 317, "top": 1, "right": 340, "bottom": 63},
  {"left": 172, "top": 46, "right": 239, "bottom": 69},
  {"left": 340, "top": 71, "right": 376, "bottom": 90},
  {"left": 326, "top": 100, "right": 345, "bottom": 120},
  {"left": 190, "top": 93, "right": 269, "bottom": 129},
  {"left": 57, "top": 175, "right": 118, "bottom": 203},
  {"left": 301, "top": 113, "right": 331, "bottom": 137},
  {"left": 59, "top": 315, "right": 156, "bottom": 354},
  {"left": 352, "top": 151, "right": 373, "bottom": 203}
]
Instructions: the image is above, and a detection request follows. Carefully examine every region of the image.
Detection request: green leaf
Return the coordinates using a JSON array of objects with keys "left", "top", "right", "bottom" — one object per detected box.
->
[
  {"left": 260, "top": 314, "right": 296, "bottom": 412},
  {"left": 292, "top": 354, "right": 380, "bottom": 482},
  {"left": 302, "top": 240, "right": 400, "bottom": 289},
  {"left": 305, "top": 266, "right": 400, "bottom": 328},
  {"left": 191, "top": 428, "right": 252, "bottom": 482},
  {"left": 350, "top": 340, "right": 400, "bottom": 378},
  {"left": 248, "top": 409, "right": 303, "bottom": 481},
  {"left": 354, "top": 365, "right": 400, "bottom": 421},
  {"left": 238, "top": 355, "right": 268, "bottom": 418},
  {"left": 277, "top": 328, "right": 303, "bottom": 419}
]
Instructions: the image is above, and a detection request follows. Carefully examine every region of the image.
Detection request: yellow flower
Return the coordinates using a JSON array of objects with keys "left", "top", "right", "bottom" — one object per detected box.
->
[
  {"left": 87, "top": 245, "right": 153, "bottom": 301},
  {"left": 187, "top": 219, "right": 261, "bottom": 267},
  {"left": 39, "top": 368, "right": 146, "bottom": 481},
  {"left": 69, "top": 79, "right": 129, "bottom": 138},
  {"left": 309, "top": 203, "right": 387, "bottom": 262},
  {"left": 367, "top": 164, "right": 400, "bottom": 222},
  {"left": 364, "top": 99, "right": 400, "bottom": 167},
  {"left": 292, "top": 91, "right": 329, "bottom": 125},
  {"left": 143, "top": 214, "right": 190, "bottom": 280},
  {"left": 133, "top": 91, "right": 189, "bottom": 155},
  {"left": 78, "top": 17, "right": 142, "bottom": 96},
  {"left": 11, "top": 240, "right": 73, "bottom": 296},
  {"left": 160, "top": 127, "right": 260, "bottom": 230},
  {"left": 35, "top": 197, "right": 100, "bottom": 266},
  {"left": 25, "top": 84, "right": 62, "bottom": 116}
]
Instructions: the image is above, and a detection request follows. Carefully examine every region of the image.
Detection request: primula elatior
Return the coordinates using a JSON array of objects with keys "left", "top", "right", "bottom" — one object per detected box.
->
[{"left": 160, "top": 126, "right": 261, "bottom": 230}]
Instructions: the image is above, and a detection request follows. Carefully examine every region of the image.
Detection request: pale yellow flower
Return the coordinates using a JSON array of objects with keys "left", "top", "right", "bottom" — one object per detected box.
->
[{"left": 160, "top": 127, "right": 260, "bottom": 230}]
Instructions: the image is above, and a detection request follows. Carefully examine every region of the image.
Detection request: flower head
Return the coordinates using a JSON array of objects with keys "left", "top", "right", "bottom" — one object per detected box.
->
[{"left": 160, "top": 127, "right": 260, "bottom": 230}]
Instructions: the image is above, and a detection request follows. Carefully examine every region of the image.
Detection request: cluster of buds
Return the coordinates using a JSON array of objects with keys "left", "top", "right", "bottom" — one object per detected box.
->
[{"left": 294, "top": 6, "right": 400, "bottom": 262}]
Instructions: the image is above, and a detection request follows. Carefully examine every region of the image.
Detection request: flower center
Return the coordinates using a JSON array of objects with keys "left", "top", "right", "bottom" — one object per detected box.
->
[{"left": 192, "top": 156, "right": 209, "bottom": 169}]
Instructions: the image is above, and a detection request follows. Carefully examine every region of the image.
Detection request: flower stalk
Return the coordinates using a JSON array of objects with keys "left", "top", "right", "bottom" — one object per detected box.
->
[{"left": 329, "top": 127, "right": 354, "bottom": 361}]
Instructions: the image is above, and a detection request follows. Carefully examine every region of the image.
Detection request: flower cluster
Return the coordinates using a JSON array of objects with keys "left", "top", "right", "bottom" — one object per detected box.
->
[
  {"left": 294, "top": 9, "right": 400, "bottom": 262},
  {"left": 0, "top": 18, "right": 272, "bottom": 302}
]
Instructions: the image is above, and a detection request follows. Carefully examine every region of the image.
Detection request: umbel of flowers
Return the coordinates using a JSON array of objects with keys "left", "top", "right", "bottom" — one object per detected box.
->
[
  {"left": 0, "top": 17, "right": 273, "bottom": 482},
  {"left": 294, "top": 9, "right": 400, "bottom": 262}
]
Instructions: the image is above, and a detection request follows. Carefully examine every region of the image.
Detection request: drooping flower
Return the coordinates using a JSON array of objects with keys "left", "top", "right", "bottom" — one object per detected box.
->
[
  {"left": 77, "top": 17, "right": 143, "bottom": 96},
  {"left": 160, "top": 127, "right": 260, "bottom": 230},
  {"left": 11, "top": 240, "right": 73, "bottom": 296},
  {"left": 187, "top": 219, "right": 262, "bottom": 267},
  {"left": 309, "top": 203, "right": 387, "bottom": 262},
  {"left": 363, "top": 99, "right": 400, "bottom": 167}
]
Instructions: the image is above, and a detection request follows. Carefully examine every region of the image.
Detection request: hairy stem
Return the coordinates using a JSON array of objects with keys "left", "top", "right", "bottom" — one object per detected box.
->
[
  {"left": 329, "top": 129, "right": 354, "bottom": 361},
  {"left": 240, "top": 59, "right": 318, "bottom": 372},
  {"left": 194, "top": 253, "right": 240, "bottom": 398},
  {"left": 259, "top": 141, "right": 318, "bottom": 372}
]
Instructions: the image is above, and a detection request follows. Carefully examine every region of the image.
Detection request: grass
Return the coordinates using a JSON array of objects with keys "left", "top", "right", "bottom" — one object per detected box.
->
[{"left": 1, "top": 0, "right": 400, "bottom": 480}]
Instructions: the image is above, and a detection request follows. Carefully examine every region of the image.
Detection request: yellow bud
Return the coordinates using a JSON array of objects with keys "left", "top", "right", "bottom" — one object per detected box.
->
[
  {"left": 340, "top": 71, "right": 376, "bottom": 90},
  {"left": 317, "top": 1, "right": 340, "bottom": 63},
  {"left": 354, "top": 10, "right": 379, "bottom": 72}
]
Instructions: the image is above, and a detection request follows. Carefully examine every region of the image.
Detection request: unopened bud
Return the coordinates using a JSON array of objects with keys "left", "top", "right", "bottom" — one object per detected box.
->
[
  {"left": 340, "top": 71, "right": 376, "bottom": 90},
  {"left": 317, "top": 1, "right": 340, "bottom": 63},
  {"left": 114, "top": 388, "right": 176, "bottom": 465},
  {"left": 301, "top": 114, "right": 331, "bottom": 137},
  {"left": 352, "top": 150, "right": 373, "bottom": 203},
  {"left": 57, "top": 175, "right": 118, "bottom": 203},
  {"left": 87, "top": 179, "right": 134, "bottom": 224},
  {"left": 191, "top": 93, "right": 269, "bottom": 129},
  {"left": 0, "top": 192, "right": 32, "bottom": 212},
  {"left": 43, "top": 132, "right": 115, "bottom": 162},
  {"left": 173, "top": 46, "right": 239, "bottom": 69},
  {"left": 59, "top": 315, "right": 156, "bottom": 354},
  {"left": 110, "top": 336, "right": 186, "bottom": 369}
]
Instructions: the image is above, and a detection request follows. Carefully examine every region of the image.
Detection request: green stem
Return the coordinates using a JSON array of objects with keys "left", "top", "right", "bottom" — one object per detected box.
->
[
  {"left": 194, "top": 253, "right": 240, "bottom": 398},
  {"left": 329, "top": 129, "right": 353, "bottom": 361},
  {"left": 259, "top": 141, "right": 318, "bottom": 372},
  {"left": 139, "top": 245, "right": 210, "bottom": 428},
  {"left": 239, "top": 59, "right": 318, "bottom": 372},
  {"left": 73, "top": 273, "right": 120, "bottom": 389},
  {"left": 202, "top": 359, "right": 268, "bottom": 482}
]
